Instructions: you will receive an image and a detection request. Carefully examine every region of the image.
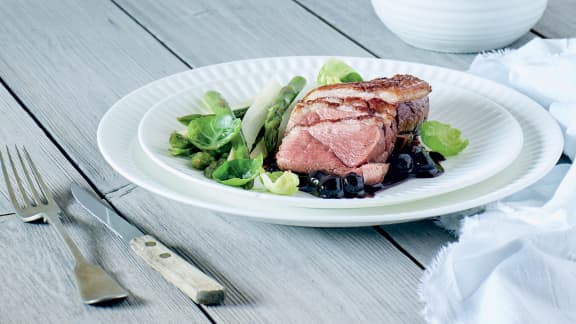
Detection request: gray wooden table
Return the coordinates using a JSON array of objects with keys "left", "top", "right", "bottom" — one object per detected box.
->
[{"left": 0, "top": 0, "right": 573, "bottom": 323}]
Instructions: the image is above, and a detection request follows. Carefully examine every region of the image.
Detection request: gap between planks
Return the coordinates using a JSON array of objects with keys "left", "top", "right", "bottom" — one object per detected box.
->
[
  {"left": 291, "top": 0, "right": 380, "bottom": 58},
  {"left": 0, "top": 79, "right": 218, "bottom": 323},
  {"left": 108, "top": 0, "right": 193, "bottom": 69},
  {"left": 105, "top": 0, "right": 429, "bottom": 272},
  {"left": 0, "top": 76, "right": 105, "bottom": 202}
]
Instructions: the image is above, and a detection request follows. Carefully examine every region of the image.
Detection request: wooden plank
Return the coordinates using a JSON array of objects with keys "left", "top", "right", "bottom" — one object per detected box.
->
[
  {"left": 112, "top": 0, "right": 457, "bottom": 267},
  {"left": 0, "top": 84, "right": 426, "bottom": 322},
  {"left": 293, "top": 0, "right": 539, "bottom": 267},
  {"left": 0, "top": 87, "right": 89, "bottom": 215},
  {"left": 296, "top": 0, "right": 535, "bottom": 69},
  {"left": 293, "top": 0, "right": 474, "bottom": 69},
  {"left": 0, "top": 85, "right": 211, "bottom": 323},
  {"left": 107, "top": 187, "right": 425, "bottom": 323},
  {"left": 0, "top": 0, "right": 187, "bottom": 193},
  {"left": 112, "top": 0, "right": 369, "bottom": 66},
  {"left": 382, "top": 220, "right": 455, "bottom": 267},
  {"left": 533, "top": 0, "right": 576, "bottom": 38},
  {"left": 0, "top": 1, "right": 429, "bottom": 322}
]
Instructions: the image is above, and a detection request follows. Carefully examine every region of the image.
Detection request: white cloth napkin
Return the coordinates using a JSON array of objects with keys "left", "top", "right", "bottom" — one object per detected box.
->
[
  {"left": 468, "top": 38, "right": 576, "bottom": 158},
  {"left": 421, "top": 38, "right": 576, "bottom": 324}
]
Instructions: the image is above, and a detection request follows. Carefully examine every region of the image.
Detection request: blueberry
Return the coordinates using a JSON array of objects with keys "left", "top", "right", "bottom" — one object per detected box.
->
[
  {"left": 411, "top": 146, "right": 444, "bottom": 178},
  {"left": 390, "top": 153, "right": 413, "bottom": 173},
  {"left": 343, "top": 173, "right": 365, "bottom": 197},
  {"left": 318, "top": 175, "right": 344, "bottom": 198},
  {"left": 429, "top": 151, "right": 446, "bottom": 163},
  {"left": 298, "top": 174, "right": 317, "bottom": 193},
  {"left": 309, "top": 170, "right": 328, "bottom": 180}
]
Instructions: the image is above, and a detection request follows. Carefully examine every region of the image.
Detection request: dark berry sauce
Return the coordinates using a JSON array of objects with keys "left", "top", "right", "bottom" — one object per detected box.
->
[{"left": 293, "top": 144, "right": 444, "bottom": 199}]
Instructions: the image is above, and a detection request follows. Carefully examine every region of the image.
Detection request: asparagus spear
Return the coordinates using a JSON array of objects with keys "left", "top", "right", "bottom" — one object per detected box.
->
[{"left": 263, "top": 76, "right": 307, "bottom": 155}]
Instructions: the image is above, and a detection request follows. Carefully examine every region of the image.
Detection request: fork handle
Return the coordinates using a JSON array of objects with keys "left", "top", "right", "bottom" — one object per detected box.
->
[
  {"left": 43, "top": 211, "right": 88, "bottom": 265},
  {"left": 130, "top": 235, "right": 225, "bottom": 305}
]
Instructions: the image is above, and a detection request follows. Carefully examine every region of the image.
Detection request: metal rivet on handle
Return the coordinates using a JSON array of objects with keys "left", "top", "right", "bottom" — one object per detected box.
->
[
  {"left": 159, "top": 253, "right": 171, "bottom": 258},
  {"left": 145, "top": 241, "right": 157, "bottom": 247}
]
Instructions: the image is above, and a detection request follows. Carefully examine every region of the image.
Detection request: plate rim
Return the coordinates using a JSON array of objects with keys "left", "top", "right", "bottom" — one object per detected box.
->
[
  {"left": 97, "top": 56, "right": 563, "bottom": 226},
  {"left": 136, "top": 77, "right": 525, "bottom": 208}
]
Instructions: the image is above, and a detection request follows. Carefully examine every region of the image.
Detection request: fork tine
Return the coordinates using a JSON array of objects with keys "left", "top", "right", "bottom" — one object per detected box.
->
[
  {"left": 16, "top": 146, "right": 46, "bottom": 204},
  {"left": 0, "top": 148, "right": 21, "bottom": 209},
  {"left": 5, "top": 146, "right": 33, "bottom": 208},
  {"left": 22, "top": 146, "right": 55, "bottom": 203}
]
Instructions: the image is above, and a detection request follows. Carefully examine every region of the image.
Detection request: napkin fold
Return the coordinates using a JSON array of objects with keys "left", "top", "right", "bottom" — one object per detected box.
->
[
  {"left": 469, "top": 38, "right": 576, "bottom": 158},
  {"left": 421, "top": 38, "right": 576, "bottom": 324}
]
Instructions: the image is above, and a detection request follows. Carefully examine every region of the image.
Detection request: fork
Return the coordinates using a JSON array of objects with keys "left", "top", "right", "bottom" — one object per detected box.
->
[{"left": 0, "top": 145, "right": 129, "bottom": 305}]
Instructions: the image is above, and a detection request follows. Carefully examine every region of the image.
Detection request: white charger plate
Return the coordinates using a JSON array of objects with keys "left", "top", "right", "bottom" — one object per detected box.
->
[
  {"left": 138, "top": 77, "right": 523, "bottom": 208},
  {"left": 98, "top": 56, "right": 562, "bottom": 227}
]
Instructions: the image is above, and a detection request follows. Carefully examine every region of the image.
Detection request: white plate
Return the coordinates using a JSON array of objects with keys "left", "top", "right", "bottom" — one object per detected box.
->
[
  {"left": 139, "top": 78, "right": 523, "bottom": 208},
  {"left": 98, "top": 56, "right": 562, "bottom": 227}
]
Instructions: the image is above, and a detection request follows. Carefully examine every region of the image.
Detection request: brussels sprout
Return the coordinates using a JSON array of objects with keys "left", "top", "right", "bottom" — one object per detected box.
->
[
  {"left": 190, "top": 152, "right": 215, "bottom": 170},
  {"left": 421, "top": 121, "right": 469, "bottom": 157},
  {"left": 260, "top": 170, "right": 299, "bottom": 195},
  {"left": 317, "top": 59, "right": 363, "bottom": 85},
  {"left": 187, "top": 114, "right": 241, "bottom": 150},
  {"left": 212, "top": 155, "right": 263, "bottom": 188},
  {"left": 169, "top": 131, "right": 191, "bottom": 149}
]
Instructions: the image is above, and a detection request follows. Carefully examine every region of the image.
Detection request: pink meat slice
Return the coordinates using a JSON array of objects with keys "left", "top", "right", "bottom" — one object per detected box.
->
[
  {"left": 276, "top": 128, "right": 390, "bottom": 184},
  {"left": 305, "top": 119, "right": 388, "bottom": 167},
  {"left": 276, "top": 130, "right": 347, "bottom": 173},
  {"left": 276, "top": 75, "right": 432, "bottom": 186}
]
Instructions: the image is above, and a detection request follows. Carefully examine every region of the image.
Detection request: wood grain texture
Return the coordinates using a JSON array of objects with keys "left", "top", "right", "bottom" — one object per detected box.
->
[
  {"left": 5, "top": 0, "right": 571, "bottom": 321},
  {"left": 0, "top": 83, "right": 211, "bottom": 323},
  {"left": 294, "top": 0, "right": 474, "bottom": 69},
  {"left": 108, "top": 0, "right": 457, "bottom": 277},
  {"left": 130, "top": 235, "right": 225, "bottom": 305},
  {"left": 0, "top": 84, "right": 91, "bottom": 215},
  {"left": 112, "top": 0, "right": 369, "bottom": 66},
  {"left": 533, "top": 0, "right": 576, "bottom": 38},
  {"left": 0, "top": 1, "right": 429, "bottom": 322},
  {"left": 0, "top": 0, "right": 187, "bottom": 193},
  {"left": 108, "top": 187, "right": 425, "bottom": 324},
  {"left": 382, "top": 220, "right": 455, "bottom": 267},
  {"left": 296, "top": 0, "right": 535, "bottom": 68}
]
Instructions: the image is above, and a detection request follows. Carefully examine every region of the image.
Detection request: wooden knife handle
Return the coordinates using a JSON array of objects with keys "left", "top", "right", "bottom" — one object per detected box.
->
[{"left": 130, "top": 235, "right": 225, "bottom": 304}]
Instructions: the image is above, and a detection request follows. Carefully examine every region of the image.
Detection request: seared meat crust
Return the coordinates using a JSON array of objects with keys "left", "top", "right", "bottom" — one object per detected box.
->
[{"left": 277, "top": 75, "right": 431, "bottom": 185}]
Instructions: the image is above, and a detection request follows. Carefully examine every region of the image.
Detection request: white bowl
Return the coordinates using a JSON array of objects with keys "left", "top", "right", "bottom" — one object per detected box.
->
[{"left": 371, "top": 0, "right": 548, "bottom": 53}]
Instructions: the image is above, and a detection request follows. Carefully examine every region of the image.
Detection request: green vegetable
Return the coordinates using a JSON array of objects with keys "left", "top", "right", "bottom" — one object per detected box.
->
[
  {"left": 169, "top": 131, "right": 191, "bottom": 149},
  {"left": 421, "top": 120, "right": 469, "bottom": 157},
  {"left": 242, "top": 81, "right": 283, "bottom": 150},
  {"left": 169, "top": 147, "right": 193, "bottom": 157},
  {"left": 263, "top": 76, "right": 307, "bottom": 155},
  {"left": 187, "top": 114, "right": 241, "bottom": 150},
  {"left": 232, "top": 106, "right": 249, "bottom": 119},
  {"left": 208, "top": 142, "right": 232, "bottom": 159},
  {"left": 190, "top": 152, "right": 215, "bottom": 170},
  {"left": 199, "top": 91, "right": 250, "bottom": 160},
  {"left": 317, "top": 59, "right": 363, "bottom": 85},
  {"left": 212, "top": 155, "right": 263, "bottom": 188},
  {"left": 204, "top": 158, "right": 226, "bottom": 178},
  {"left": 177, "top": 107, "right": 249, "bottom": 126},
  {"left": 201, "top": 90, "right": 231, "bottom": 116},
  {"left": 169, "top": 131, "right": 195, "bottom": 156},
  {"left": 260, "top": 171, "right": 299, "bottom": 195},
  {"left": 177, "top": 114, "right": 203, "bottom": 126}
]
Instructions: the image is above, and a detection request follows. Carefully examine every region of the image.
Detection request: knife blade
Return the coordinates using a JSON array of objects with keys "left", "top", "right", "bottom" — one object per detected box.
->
[{"left": 71, "top": 184, "right": 225, "bottom": 305}]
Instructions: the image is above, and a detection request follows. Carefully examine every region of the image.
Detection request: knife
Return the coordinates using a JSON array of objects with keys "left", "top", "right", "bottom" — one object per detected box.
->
[{"left": 71, "top": 184, "right": 225, "bottom": 305}]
